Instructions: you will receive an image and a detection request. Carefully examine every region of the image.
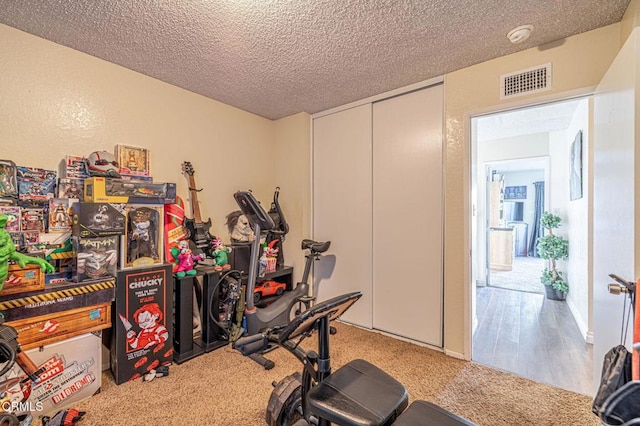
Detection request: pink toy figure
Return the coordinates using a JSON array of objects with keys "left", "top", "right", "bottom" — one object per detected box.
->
[{"left": 173, "top": 240, "right": 203, "bottom": 278}]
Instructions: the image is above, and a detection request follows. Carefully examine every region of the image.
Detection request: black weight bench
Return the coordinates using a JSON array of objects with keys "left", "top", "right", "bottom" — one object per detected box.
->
[{"left": 307, "top": 359, "right": 476, "bottom": 426}]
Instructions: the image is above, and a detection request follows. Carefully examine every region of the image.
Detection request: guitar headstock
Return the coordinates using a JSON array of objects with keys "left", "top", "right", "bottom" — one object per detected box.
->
[{"left": 182, "top": 161, "right": 194, "bottom": 176}]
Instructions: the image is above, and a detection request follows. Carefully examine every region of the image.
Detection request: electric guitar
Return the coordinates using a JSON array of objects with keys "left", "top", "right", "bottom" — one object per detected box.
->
[{"left": 181, "top": 161, "right": 214, "bottom": 251}]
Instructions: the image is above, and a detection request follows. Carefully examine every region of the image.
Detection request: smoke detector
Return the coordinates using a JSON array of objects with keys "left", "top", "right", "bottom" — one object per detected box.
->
[{"left": 507, "top": 25, "right": 534, "bottom": 44}]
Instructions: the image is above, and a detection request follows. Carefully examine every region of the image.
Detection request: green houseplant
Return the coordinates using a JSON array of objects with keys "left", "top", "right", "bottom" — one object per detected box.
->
[{"left": 537, "top": 211, "right": 569, "bottom": 300}]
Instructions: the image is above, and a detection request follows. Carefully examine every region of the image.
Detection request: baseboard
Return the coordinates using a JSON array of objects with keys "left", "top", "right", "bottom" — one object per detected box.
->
[
  {"left": 566, "top": 297, "right": 591, "bottom": 343},
  {"left": 444, "top": 349, "right": 466, "bottom": 360},
  {"left": 585, "top": 331, "right": 594, "bottom": 344}
]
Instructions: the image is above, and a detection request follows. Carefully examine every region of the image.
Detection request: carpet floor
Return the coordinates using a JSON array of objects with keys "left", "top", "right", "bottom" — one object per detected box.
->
[{"left": 36, "top": 322, "right": 599, "bottom": 425}]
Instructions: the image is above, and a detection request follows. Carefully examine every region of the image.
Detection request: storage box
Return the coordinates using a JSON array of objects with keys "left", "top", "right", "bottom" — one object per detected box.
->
[
  {"left": 2, "top": 264, "right": 45, "bottom": 296},
  {"left": 121, "top": 205, "right": 164, "bottom": 269},
  {"left": 84, "top": 177, "right": 176, "bottom": 204},
  {"left": 0, "top": 278, "right": 116, "bottom": 322},
  {"left": 7, "top": 303, "right": 111, "bottom": 350},
  {"left": 0, "top": 332, "right": 101, "bottom": 417},
  {"left": 72, "top": 236, "right": 119, "bottom": 282},
  {"left": 72, "top": 202, "right": 126, "bottom": 237},
  {"left": 111, "top": 264, "right": 173, "bottom": 384}
]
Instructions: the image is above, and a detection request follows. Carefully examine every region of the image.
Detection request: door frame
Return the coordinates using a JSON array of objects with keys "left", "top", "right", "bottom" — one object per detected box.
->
[{"left": 464, "top": 87, "right": 595, "bottom": 359}]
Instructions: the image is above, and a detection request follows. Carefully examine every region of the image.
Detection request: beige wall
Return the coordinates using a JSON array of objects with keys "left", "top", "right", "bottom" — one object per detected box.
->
[
  {"left": 444, "top": 23, "right": 621, "bottom": 356},
  {"left": 273, "top": 113, "right": 312, "bottom": 282},
  {"left": 0, "top": 24, "right": 308, "bottom": 245},
  {"left": 621, "top": 0, "right": 640, "bottom": 44}
]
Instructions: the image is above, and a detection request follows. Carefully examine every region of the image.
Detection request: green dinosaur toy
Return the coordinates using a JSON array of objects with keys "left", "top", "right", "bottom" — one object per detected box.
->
[{"left": 0, "top": 213, "right": 55, "bottom": 291}]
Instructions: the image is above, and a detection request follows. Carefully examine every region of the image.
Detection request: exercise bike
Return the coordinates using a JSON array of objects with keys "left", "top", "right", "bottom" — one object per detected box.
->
[
  {"left": 235, "top": 291, "right": 477, "bottom": 426},
  {"left": 233, "top": 190, "right": 330, "bottom": 370}
]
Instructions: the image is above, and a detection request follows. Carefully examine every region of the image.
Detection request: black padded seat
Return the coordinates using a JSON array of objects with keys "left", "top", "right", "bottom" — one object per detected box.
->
[
  {"left": 392, "top": 400, "right": 476, "bottom": 426},
  {"left": 307, "top": 359, "right": 409, "bottom": 426}
]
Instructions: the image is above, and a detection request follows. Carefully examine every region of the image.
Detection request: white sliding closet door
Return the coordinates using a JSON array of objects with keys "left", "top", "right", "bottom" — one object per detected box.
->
[
  {"left": 372, "top": 85, "right": 444, "bottom": 346},
  {"left": 313, "top": 104, "right": 373, "bottom": 327}
]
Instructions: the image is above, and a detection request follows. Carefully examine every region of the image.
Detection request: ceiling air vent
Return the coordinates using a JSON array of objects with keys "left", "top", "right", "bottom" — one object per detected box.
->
[{"left": 500, "top": 63, "right": 551, "bottom": 99}]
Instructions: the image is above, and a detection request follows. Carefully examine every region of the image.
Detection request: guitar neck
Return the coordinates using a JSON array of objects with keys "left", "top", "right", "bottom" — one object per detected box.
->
[{"left": 188, "top": 175, "right": 203, "bottom": 224}]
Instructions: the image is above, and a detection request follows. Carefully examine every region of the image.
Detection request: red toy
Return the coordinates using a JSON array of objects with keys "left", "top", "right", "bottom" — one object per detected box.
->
[{"left": 253, "top": 280, "right": 286, "bottom": 303}]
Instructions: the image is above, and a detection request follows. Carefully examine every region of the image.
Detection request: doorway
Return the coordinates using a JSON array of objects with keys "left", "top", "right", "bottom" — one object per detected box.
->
[{"left": 470, "top": 97, "right": 593, "bottom": 395}]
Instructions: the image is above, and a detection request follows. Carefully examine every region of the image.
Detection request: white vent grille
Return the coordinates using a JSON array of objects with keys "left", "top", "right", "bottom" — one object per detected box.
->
[{"left": 500, "top": 63, "right": 551, "bottom": 99}]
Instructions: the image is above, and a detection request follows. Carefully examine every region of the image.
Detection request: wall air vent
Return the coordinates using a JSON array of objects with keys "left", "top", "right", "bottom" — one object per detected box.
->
[{"left": 500, "top": 63, "right": 551, "bottom": 99}]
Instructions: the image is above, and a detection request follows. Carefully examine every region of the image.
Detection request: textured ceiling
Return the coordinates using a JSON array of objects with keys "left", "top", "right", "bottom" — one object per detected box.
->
[{"left": 0, "top": 1, "right": 630, "bottom": 120}]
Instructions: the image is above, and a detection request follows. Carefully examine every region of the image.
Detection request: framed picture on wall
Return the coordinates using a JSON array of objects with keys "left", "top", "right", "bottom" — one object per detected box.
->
[
  {"left": 570, "top": 130, "right": 583, "bottom": 201},
  {"left": 505, "top": 185, "right": 527, "bottom": 200}
]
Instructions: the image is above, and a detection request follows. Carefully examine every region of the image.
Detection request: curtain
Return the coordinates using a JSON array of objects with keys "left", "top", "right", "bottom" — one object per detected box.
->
[{"left": 528, "top": 181, "right": 545, "bottom": 257}]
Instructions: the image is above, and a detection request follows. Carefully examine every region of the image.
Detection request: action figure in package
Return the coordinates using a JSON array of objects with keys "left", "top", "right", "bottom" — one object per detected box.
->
[
  {"left": 124, "top": 206, "right": 163, "bottom": 268},
  {"left": 21, "top": 208, "right": 45, "bottom": 232},
  {"left": 0, "top": 206, "right": 20, "bottom": 232},
  {"left": 74, "top": 236, "right": 118, "bottom": 281},
  {"left": 0, "top": 160, "right": 18, "bottom": 199},
  {"left": 48, "top": 198, "right": 73, "bottom": 233},
  {"left": 16, "top": 167, "right": 56, "bottom": 201},
  {"left": 57, "top": 178, "right": 84, "bottom": 199}
]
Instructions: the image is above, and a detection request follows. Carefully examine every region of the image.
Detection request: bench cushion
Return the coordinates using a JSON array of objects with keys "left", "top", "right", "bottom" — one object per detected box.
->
[
  {"left": 392, "top": 400, "right": 476, "bottom": 426},
  {"left": 307, "top": 359, "right": 409, "bottom": 426}
]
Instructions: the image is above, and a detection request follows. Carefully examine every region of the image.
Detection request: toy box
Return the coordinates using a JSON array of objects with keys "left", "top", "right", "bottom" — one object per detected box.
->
[
  {"left": 115, "top": 145, "right": 150, "bottom": 177},
  {"left": 84, "top": 177, "right": 176, "bottom": 204},
  {"left": 72, "top": 202, "right": 126, "bottom": 238},
  {"left": 0, "top": 332, "right": 102, "bottom": 417},
  {"left": 122, "top": 205, "right": 164, "bottom": 269},
  {"left": 0, "top": 159, "right": 18, "bottom": 199},
  {"left": 21, "top": 208, "right": 44, "bottom": 232},
  {"left": 63, "top": 155, "right": 90, "bottom": 179},
  {"left": 72, "top": 236, "right": 119, "bottom": 282},
  {"left": 57, "top": 178, "right": 84, "bottom": 199},
  {"left": 1, "top": 263, "right": 45, "bottom": 295},
  {"left": 111, "top": 264, "right": 173, "bottom": 384},
  {"left": 0, "top": 206, "right": 21, "bottom": 232},
  {"left": 48, "top": 198, "right": 73, "bottom": 233},
  {"left": 16, "top": 167, "right": 56, "bottom": 202},
  {"left": 7, "top": 303, "right": 111, "bottom": 350}
]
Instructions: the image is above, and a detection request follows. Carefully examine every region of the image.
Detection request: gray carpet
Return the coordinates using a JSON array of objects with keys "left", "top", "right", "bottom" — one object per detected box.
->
[
  {"left": 32, "top": 322, "right": 600, "bottom": 426},
  {"left": 490, "top": 256, "right": 546, "bottom": 294}
]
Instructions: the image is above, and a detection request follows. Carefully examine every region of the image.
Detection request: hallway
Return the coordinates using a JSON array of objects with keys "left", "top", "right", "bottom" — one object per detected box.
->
[{"left": 473, "top": 286, "right": 593, "bottom": 395}]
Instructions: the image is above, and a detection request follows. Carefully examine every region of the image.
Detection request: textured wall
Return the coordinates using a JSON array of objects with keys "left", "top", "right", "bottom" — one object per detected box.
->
[
  {"left": 0, "top": 23, "right": 280, "bottom": 240},
  {"left": 444, "top": 23, "right": 621, "bottom": 357}
]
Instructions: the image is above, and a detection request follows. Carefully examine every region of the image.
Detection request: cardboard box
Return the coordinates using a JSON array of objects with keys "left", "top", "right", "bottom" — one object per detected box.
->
[
  {"left": 111, "top": 264, "right": 173, "bottom": 384},
  {"left": 121, "top": 205, "right": 164, "bottom": 269},
  {"left": 0, "top": 332, "right": 101, "bottom": 417},
  {"left": 72, "top": 202, "right": 126, "bottom": 237},
  {"left": 72, "top": 236, "right": 119, "bottom": 282},
  {"left": 115, "top": 145, "right": 150, "bottom": 177},
  {"left": 84, "top": 177, "right": 176, "bottom": 204},
  {"left": 48, "top": 198, "right": 74, "bottom": 233},
  {"left": 57, "top": 178, "right": 84, "bottom": 199},
  {"left": 16, "top": 166, "right": 56, "bottom": 202},
  {"left": 7, "top": 303, "right": 111, "bottom": 350},
  {"left": 0, "top": 206, "right": 20, "bottom": 231},
  {"left": 1, "top": 264, "right": 45, "bottom": 296},
  {"left": 0, "top": 278, "right": 116, "bottom": 322}
]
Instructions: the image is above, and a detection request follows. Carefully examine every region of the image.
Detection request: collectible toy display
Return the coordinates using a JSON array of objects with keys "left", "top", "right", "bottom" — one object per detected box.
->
[
  {"left": 48, "top": 199, "right": 73, "bottom": 233},
  {"left": 0, "top": 207, "right": 20, "bottom": 232},
  {"left": 86, "top": 151, "right": 121, "bottom": 178},
  {"left": 57, "top": 178, "right": 84, "bottom": 199},
  {"left": 74, "top": 236, "right": 118, "bottom": 281},
  {"left": 16, "top": 167, "right": 56, "bottom": 201},
  {"left": 125, "top": 206, "right": 162, "bottom": 267},
  {"left": 211, "top": 237, "right": 231, "bottom": 271},
  {"left": 226, "top": 210, "right": 255, "bottom": 243},
  {"left": 172, "top": 240, "right": 203, "bottom": 278},
  {"left": 181, "top": 162, "right": 214, "bottom": 253},
  {"left": 0, "top": 160, "right": 17, "bottom": 199},
  {"left": 64, "top": 155, "right": 90, "bottom": 179},
  {"left": 0, "top": 214, "right": 55, "bottom": 291},
  {"left": 115, "top": 145, "right": 150, "bottom": 178}
]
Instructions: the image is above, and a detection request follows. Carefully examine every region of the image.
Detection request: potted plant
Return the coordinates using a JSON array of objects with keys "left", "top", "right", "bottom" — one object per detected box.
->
[{"left": 537, "top": 211, "right": 569, "bottom": 300}]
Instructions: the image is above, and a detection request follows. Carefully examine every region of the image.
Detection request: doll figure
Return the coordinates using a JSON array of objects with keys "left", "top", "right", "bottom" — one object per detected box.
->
[
  {"left": 128, "top": 208, "right": 158, "bottom": 263},
  {"left": 211, "top": 237, "right": 231, "bottom": 272},
  {"left": 173, "top": 240, "right": 203, "bottom": 278},
  {"left": 123, "top": 303, "right": 168, "bottom": 350},
  {"left": 52, "top": 203, "right": 70, "bottom": 227}
]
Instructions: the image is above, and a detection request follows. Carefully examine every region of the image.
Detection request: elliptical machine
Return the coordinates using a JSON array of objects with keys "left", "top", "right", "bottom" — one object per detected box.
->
[
  {"left": 235, "top": 292, "right": 476, "bottom": 426},
  {"left": 233, "top": 190, "right": 329, "bottom": 370}
]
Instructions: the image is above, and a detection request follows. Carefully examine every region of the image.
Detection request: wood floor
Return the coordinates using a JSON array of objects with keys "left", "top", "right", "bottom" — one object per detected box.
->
[{"left": 473, "top": 286, "right": 593, "bottom": 396}]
